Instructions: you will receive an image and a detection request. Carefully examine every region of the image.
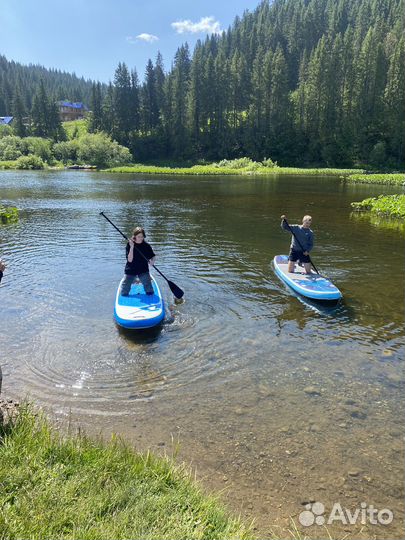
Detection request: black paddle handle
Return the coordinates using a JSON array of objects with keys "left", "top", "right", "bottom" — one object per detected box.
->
[
  {"left": 100, "top": 211, "right": 168, "bottom": 279},
  {"left": 282, "top": 217, "right": 319, "bottom": 274},
  {"left": 100, "top": 211, "right": 128, "bottom": 240}
]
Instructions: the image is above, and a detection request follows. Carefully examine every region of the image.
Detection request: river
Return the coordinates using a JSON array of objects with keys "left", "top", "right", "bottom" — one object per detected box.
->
[{"left": 1, "top": 170, "right": 404, "bottom": 539}]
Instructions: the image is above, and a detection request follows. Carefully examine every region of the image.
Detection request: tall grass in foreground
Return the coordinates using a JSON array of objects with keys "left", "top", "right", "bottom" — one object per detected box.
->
[{"left": 0, "top": 406, "right": 252, "bottom": 540}]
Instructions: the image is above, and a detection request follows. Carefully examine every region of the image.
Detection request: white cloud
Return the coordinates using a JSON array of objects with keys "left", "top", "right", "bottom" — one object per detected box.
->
[
  {"left": 171, "top": 16, "right": 222, "bottom": 35},
  {"left": 126, "top": 33, "right": 159, "bottom": 44}
]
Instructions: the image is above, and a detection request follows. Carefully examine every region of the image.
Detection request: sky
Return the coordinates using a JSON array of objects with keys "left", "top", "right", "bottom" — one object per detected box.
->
[{"left": 0, "top": 0, "right": 261, "bottom": 83}]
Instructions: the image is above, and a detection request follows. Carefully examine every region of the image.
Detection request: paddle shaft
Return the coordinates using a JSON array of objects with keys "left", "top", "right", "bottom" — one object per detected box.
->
[
  {"left": 282, "top": 218, "right": 320, "bottom": 274},
  {"left": 100, "top": 212, "right": 184, "bottom": 298}
]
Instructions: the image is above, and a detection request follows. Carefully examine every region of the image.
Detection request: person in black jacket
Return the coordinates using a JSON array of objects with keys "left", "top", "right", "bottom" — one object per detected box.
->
[
  {"left": 120, "top": 227, "right": 156, "bottom": 296},
  {"left": 0, "top": 259, "right": 5, "bottom": 283}
]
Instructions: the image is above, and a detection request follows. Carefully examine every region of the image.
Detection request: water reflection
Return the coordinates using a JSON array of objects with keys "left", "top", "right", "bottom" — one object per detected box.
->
[{"left": 0, "top": 170, "right": 404, "bottom": 539}]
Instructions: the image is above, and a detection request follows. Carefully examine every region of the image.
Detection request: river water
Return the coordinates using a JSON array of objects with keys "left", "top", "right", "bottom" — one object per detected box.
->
[{"left": 1, "top": 170, "right": 404, "bottom": 539}]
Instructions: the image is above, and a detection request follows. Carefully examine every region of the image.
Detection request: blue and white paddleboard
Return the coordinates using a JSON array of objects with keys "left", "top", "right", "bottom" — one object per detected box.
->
[
  {"left": 273, "top": 255, "right": 342, "bottom": 302},
  {"left": 114, "top": 276, "right": 165, "bottom": 329}
]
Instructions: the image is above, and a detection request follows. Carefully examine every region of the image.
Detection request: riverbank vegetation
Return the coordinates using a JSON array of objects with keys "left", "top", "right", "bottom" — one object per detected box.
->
[
  {"left": 351, "top": 194, "right": 405, "bottom": 219},
  {"left": 1, "top": 0, "right": 404, "bottom": 169},
  {"left": 106, "top": 160, "right": 362, "bottom": 176},
  {"left": 345, "top": 173, "right": 405, "bottom": 186},
  {"left": 0, "top": 131, "right": 131, "bottom": 170},
  {"left": 0, "top": 205, "right": 18, "bottom": 223},
  {"left": 0, "top": 406, "right": 252, "bottom": 540}
]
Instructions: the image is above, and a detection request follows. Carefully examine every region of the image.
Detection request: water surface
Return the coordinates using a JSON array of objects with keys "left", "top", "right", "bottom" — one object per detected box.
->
[{"left": 1, "top": 170, "right": 404, "bottom": 539}]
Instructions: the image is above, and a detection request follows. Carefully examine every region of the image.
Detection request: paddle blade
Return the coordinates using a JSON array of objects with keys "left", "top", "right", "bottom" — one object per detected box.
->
[{"left": 167, "top": 280, "right": 184, "bottom": 299}]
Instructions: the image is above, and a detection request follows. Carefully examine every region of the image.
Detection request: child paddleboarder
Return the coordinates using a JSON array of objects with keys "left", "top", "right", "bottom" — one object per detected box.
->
[
  {"left": 120, "top": 227, "right": 156, "bottom": 296},
  {"left": 0, "top": 259, "right": 5, "bottom": 283},
  {"left": 280, "top": 215, "right": 314, "bottom": 274}
]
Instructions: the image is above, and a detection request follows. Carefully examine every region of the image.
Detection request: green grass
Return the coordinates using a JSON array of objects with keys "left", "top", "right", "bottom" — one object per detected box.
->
[
  {"left": 345, "top": 173, "right": 405, "bottom": 186},
  {"left": 63, "top": 119, "right": 89, "bottom": 140},
  {"left": 105, "top": 163, "right": 362, "bottom": 176},
  {"left": 351, "top": 194, "right": 405, "bottom": 219},
  {"left": 0, "top": 160, "right": 18, "bottom": 169},
  {"left": 270, "top": 166, "right": 362, "bottom": 176},
  {"left": 0, "top": 406, "right": 252, "bottom": 540}
]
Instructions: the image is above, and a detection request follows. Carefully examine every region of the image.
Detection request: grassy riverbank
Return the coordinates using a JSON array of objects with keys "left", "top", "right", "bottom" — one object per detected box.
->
[
  {"left": 0, "top": 406, "right": 252, "bottom": 540},
  {"left": 351, "top": 194, "right": 405, "bottom": 219},
  {"left": 1, "top": 158, "right": 362, "bottom": 176},
  {"left": 345, "top": 173, "right": 405, "bottom": 186},
  {"left": 105, "top": 162, "right": 362, "bottom": 176}
]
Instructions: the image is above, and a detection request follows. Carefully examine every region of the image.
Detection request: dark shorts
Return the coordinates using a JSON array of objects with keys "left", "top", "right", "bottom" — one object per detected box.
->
[{"left": 288, "top": 249, "right": 311, "bottom": 263}]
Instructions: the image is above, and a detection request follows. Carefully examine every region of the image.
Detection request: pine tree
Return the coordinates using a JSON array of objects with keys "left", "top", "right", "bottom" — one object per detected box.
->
[
  {"left": 102, "top": 83, "right": 116, "bottom": 135},
  {"left": 12, "top": 88, "right": 27, "bottom": 137},
  {"left": 31, "top": 80, "right": 50, "bottom": 137},
  {"left": 130, "top": 69, "right": 141, "bottom": 132},
  {"left": 142, "top": 59, "right": 159, "bottom": 132},
  {"left": 171, "top": 44, "right": 191, "bottom": 158},
  {"left": 113, "top": 62, "right": 132, "bottom": 144},
  {"left": 89, "top": 82, "right": 103, "bottom": 132},
  {"left": 187, "top": 41, "right": 204, "bottom": 156},
  {"left": 384, "top": 35, "right": 405, "bottom": 166},
  {"left": 154, "top": 52, "right": 166, "bottom": 123}
]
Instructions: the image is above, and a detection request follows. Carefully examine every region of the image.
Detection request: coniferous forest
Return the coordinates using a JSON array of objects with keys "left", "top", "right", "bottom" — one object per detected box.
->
[{"left": 1, "top": 0, "right": 404, "bottom": 168}]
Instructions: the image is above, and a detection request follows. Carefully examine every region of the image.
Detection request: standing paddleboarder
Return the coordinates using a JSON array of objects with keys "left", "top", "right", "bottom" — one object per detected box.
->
[
  {"left": 0, "top": 259, "right": 5, "bottom": 283},
  {"left": 120, "top": 227, "right": 156, "bottom": 296},
  {"left": 281, "top": 215, "right": 314, "bottom": 274}
]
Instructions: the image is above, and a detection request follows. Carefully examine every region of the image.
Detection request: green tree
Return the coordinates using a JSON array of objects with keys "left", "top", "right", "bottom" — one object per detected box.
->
[
  {"left": 142, "top": 59, "right": 159, "bottom": 132},
  {"left": 113, "top": 62, "right": 132, "bottom": 144},
  {"left": 170, "top": 44, "right": 191, "bottom": 158},
  {"left": 31, "top": 80, "right": 49, "bottom": 137},
  {"left": 12, "top": 88, "right": 27, "bottom": 137},
  {"left": 89, "top": 82, "right": 103, "bottom": 132}
]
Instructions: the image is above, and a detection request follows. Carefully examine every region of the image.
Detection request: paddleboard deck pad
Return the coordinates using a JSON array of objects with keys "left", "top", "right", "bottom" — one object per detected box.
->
[
  {"left": 114, "top": 276, "right": 165, "bottom": 329},
  {"left": 273, "top": 255, "right": 342, "bottom": 301}
]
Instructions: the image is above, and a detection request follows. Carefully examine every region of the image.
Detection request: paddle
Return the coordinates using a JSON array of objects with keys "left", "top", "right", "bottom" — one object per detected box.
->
[
  {"left": 100, "top": 211, "right": 184, "bottom": 299},
  {"left": 281, "top": 216, "right": 320, "bottom": 275}
]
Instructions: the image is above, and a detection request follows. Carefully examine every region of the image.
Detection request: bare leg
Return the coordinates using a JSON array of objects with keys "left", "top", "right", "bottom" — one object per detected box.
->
[
  {"left": 304, "top": 262, "right": 312, "bottom": 274},
  {"left": 288, "top": 261, "right": 295, "bottom": 273}
]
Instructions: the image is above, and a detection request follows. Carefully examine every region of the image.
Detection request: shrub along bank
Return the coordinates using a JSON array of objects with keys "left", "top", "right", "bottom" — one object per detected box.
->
[
  {"left": 0, "top": 132, "right": 131, "bottom": 170},
  {"left": 351, "top": 194, "right": 405, "bottom": 219}
]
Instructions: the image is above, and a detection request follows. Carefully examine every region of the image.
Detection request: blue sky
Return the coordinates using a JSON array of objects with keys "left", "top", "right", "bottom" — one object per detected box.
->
[{"left": 0, "top": 0, "right": 260, "bottom": 83}]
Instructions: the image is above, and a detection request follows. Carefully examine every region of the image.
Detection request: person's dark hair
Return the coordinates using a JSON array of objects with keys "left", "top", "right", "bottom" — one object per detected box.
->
[{"left": 132, "top": 226, "right": 146, "bottom": 238}]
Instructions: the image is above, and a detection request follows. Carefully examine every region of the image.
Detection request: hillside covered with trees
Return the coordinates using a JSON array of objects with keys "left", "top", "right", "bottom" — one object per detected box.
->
[
  {"left": 0, "top": 55, "right": 99, "bottom": 116},
  {"left": 1, "top": 0, "right": 404, "bottom": 169},
  {"left": 92, "top": 0, "right": 404, "bottom": 167}
]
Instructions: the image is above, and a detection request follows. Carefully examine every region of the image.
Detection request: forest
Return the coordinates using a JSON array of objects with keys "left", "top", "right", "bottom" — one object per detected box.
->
[{"left": 1, "top": 0, "right": 404, "bottom": 168}]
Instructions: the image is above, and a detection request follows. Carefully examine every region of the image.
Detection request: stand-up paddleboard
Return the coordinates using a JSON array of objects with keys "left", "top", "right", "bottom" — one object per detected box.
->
[
  {"left": 273, "top": 255, "right": 342, "bottom": 301},
  {"left": 114, "top": 276, "right": 165, "bottom": 329}
]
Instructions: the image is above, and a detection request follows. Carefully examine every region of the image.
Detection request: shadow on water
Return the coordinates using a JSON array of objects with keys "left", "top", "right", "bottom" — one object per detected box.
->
[
  {"left": 117, "top": 323, "right": 163, "bottom": 344},
  {"left": 296, "top": 294, "right": 354, "bottom": 319}
]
